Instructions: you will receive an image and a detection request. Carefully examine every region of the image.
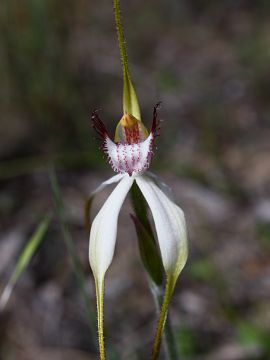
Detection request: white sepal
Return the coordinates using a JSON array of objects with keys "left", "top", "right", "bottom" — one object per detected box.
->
[
  {"left": 135, "top": 175, "right": 188, "bottom": 283},
  {"left": 89, "top": 175, "right": 134, "bottom": 283}
]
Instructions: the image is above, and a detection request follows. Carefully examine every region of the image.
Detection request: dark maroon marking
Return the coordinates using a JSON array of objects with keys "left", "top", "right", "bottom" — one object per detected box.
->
[
  {"left": 150, "top": 102, "right": 162, "bottom": 153},
  {"left": 151, "top": 102, "right": 162, "bottom": 140},
  {"left": 91, "top": 110, "right": 112, "bottom": 168},
  {"left": 124, "top": 123, "right": 140, "bottom": 144},
  {"left": 91, "top": 110, "right": 108, "bottom": 141}
]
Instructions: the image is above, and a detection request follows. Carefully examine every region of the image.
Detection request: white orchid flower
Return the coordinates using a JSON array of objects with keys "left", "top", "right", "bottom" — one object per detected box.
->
[{"left": 89, "top": 104, "right": 188, "bottom": 291}]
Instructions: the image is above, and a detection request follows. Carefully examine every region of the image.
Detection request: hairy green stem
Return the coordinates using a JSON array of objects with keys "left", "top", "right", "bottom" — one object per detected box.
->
[
  {"left": 163, "top": 312, "right": 179, "bottom": 360},
  {"left": 113, "top": 0, "right": 141, "bottom": 119},
  {"left": 96, "top": 279, "right": 106, "bottom": 360},
  {"left": 151, "top": 277, "right": 175, "bottom": 360},
  {"left": 151, "top": 283, "right": 179, "bottom": 360},
  {"left": 113, "top": 0, "right": 129, "bottom": 75}
]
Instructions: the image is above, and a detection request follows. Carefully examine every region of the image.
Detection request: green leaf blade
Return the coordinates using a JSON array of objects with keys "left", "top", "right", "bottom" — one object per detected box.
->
[
  {"left": 0, "top": 216, "right": 51, "bottom": 311},
  {"left": 130, "top": 214, "right": 163, "bottom": 286}
]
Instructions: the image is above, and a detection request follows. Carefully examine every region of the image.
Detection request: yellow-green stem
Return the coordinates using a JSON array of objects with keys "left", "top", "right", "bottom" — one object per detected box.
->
[
  {"left": 95, "top": 279, "right": 106, "bottom": 360},
  {"left": 113, "top": 0, "right": 129, "bottom": 75},
  {"left": 113, "top": 0, "right": 141, "bottom": 119},
  {"left": 151, "top": 276, "right": 174, "bottom": 360}
]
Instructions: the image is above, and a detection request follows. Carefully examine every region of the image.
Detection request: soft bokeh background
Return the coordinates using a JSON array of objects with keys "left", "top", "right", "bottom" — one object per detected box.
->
[{"left": 1, "top": 0, "right": 270, "bottom": 359}]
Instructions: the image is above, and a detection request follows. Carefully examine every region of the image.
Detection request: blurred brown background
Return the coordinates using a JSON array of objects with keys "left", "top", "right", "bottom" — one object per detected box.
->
[{"left": 0, "top": 0, "right": 270, "bottom": 359}]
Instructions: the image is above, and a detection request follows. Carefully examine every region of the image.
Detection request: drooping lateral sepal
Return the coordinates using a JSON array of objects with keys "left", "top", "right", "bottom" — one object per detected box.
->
[
  {"left": 135, "top": 175, "right": 188, "bottom": 287},
  {"left": 89, "top": 175, "right": 134, "bottom": 282}
]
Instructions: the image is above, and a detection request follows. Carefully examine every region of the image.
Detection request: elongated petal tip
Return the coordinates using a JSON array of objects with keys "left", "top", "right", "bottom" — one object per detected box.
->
[
  {"left": 85, "top": 174, "right": 124, "bottom": 231},
  {"left": 135, "top": 175, "right": 188, "bottom": 284},
  {"left": 89, "top": 175, "right": 134, "bottom": 283}
]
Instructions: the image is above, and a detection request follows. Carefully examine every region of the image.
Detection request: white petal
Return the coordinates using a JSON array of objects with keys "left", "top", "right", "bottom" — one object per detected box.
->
[
  {"left": 145, "top": 171, "right": 174, "bottom": 201},
  {"left": 89, "top": 175, "right": 134, "bottom": 282},
  {"left": 91, "top": 173, "right": 124, "bottom": 197},
  {"left": 135, "top": 175, "right": 188, "bottom": 280}
]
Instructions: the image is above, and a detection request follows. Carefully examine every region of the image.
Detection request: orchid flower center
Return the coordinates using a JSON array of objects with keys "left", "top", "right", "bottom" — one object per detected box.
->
[
  {"left": 92, "top": 104, "right": 160, "bottom": 177},
  {"left": 114, "top": 113, "right": 149, "bottom": 144}
]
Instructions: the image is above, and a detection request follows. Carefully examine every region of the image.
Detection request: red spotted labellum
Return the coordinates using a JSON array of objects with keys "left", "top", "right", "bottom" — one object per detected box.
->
[{"left": 92, "top": 104, "right": 161, "bottom": 176}]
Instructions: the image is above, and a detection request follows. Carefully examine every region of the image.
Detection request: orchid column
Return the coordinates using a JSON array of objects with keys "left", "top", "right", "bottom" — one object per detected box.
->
[{"left": 88, "top": 1, "right": 188, "bottom": 359}]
